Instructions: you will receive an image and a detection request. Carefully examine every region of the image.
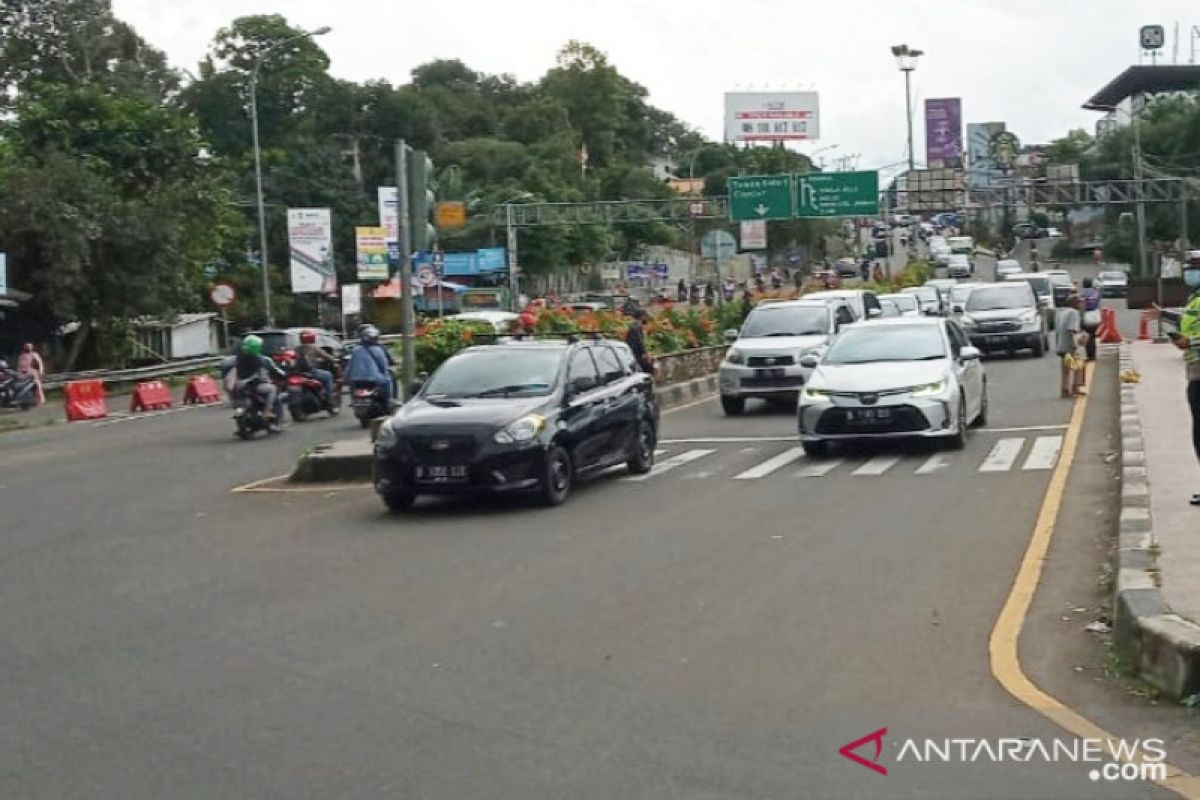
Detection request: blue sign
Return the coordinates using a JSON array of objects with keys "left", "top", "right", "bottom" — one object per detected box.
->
[
  {"left": 627, "top": 263, "right": 669, "bottom": 281},
  {"left": 412, "top": 247, "right": 508, "bottom": 276}
]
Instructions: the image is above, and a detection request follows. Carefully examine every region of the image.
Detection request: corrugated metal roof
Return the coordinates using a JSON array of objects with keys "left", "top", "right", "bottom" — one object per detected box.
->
[
  {"left": 1084, "top": 65, "right": 1200, "bottom": 110},
  {"left": 134, "top": 313, "right": 218, "bottom": 328}
]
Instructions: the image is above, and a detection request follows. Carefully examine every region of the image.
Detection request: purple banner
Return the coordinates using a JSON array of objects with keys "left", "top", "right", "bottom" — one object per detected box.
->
[{"left": 924, "top": 98, "right": 962, "bottom": 166}]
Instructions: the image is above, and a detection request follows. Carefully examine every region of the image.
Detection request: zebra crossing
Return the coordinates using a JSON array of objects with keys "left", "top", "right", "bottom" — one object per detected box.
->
[{"left": 621, "top": 434, "right": 1064, "bottom": 483}]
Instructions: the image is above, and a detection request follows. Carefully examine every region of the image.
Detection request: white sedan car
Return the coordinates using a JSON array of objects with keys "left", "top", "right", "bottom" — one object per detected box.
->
[{"left": 797, "top": 317, "right": 987, "bottom": 456}]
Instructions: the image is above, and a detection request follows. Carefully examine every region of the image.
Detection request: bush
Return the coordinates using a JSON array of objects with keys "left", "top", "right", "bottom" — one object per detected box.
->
[{"left": 410, "top": 318, "right": 496, "bottom": 375}]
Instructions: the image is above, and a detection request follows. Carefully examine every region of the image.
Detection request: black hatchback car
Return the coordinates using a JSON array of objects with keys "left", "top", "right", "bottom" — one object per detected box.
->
[{"left": 373, "top": 337, "right": 658, "bottom": 512}]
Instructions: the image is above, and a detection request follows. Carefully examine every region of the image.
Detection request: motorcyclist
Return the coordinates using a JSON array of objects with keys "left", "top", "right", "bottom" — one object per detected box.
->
[
  {"left": 295, "top": 329, "right": 337, "bottom": 408},
  {"left": 228, "top": 334, "right": 286, "bottom": 432},
  {"left": 345, "top": 324, "right": 395, "bottom": 406}
]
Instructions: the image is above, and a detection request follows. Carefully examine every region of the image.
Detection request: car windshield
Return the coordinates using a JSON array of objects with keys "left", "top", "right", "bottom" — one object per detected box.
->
[
  {"left": 950, "top": 286, "right": 975, "bottom": 303},
  {"left": 1046, "top": 273, "right": 1072, "bottom": 286},
  {"left": 882, "top": 295, "right": 919, "bottom": 312},
  {"left": 423, "top": 349, "right": 562, "bottom": 398},
  {"left": 1100, "top": 271, "right": 1126, "bottom": 281},
  {"left": 824, "top": 325, "right": 947, "bottom": 364},
  {"left": 902, "top": 287, "right": 937, "bottom": 302},
  {"left": 741, "top": 306, "right": 830, "bottom": 337},
  {"left": 1018, "top": 277, "right": 1052, "bottom": 294},
  {"left": 966, "top": 286, "right": 1032, "bottom": 311},
  {"left": 249, "top": 332, "right": 296, "bottom": 356}
]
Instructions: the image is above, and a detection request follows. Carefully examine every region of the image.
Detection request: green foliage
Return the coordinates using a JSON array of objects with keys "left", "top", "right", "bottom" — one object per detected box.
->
[{"left": 411, "top": 318, "right": 496, "bottom": 375}]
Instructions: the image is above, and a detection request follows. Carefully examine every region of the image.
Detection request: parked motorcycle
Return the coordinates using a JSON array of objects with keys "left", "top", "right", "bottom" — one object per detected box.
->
[{"left": 350, "top": 381, "right": 391, "bottom": 429}]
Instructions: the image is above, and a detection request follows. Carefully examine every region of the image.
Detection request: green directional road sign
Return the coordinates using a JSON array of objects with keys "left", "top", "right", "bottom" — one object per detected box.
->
[
  {"left": 728, "top": 174, "right": 794, "bottom": 222},
  {"left": 796, "top": 170, "right": 879, "bottom": 218}
]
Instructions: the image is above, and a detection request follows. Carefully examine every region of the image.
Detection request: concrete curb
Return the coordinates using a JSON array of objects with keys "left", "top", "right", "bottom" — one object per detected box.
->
[
  {"left": 288, "top": 374, "right": 722, "bottom": 484},
  {"left": 1112, "top": 342, "right": 1200, "bottom": 700}
]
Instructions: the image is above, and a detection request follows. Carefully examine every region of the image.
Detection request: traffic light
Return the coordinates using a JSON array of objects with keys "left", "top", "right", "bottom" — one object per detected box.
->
[{"left": 406, "top": 148, "right": 437, "bottom": 252}]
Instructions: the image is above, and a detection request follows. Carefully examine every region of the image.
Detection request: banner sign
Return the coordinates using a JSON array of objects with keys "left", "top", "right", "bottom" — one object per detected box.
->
[
  {"left": 626, "top": 263, "right": 669, "bottom": 281},
  {"left": 925, "top": 98, "right": 963, "bottom": 167},
  {"left": 967, "top": 121, "right": 1005, "bottom": 188},
  {"left": 355, "top": 226, "right": 390, "bottom": 281},
  {"left": 412, "top": 247, "right": 507, "bottom": 277},
  {"left": 0, "top": 253, "right": 6, "bottom": 296},
  {"left": 740, "top": 220, "right": 768, "bottom": 250},
  {"left": 377, "top": 187, "right": 400, "bottom": 263},
  {"left": 342, "top": 283, "right": 362, "bottom": 316},
  {"left": 286, "top": 208, "right": 335, "bottom": 293}
]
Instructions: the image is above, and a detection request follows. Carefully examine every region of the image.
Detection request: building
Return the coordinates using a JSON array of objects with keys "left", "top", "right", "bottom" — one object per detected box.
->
[{"left": 1084, "top": 64, "right": 1200, "bottom": 130}]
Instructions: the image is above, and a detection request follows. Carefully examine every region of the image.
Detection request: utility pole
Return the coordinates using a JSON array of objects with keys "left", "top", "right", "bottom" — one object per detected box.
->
[
  {"left": 1133, "top": 93, "right": 1150, "bottom": 281},
  {"left": 506, "top": 204, "right": 519, "bottom": 311},
  {"left": 396, "top": 139, "right": 415, "bottom": 401},
  {"left": 904, "top": 67, "right": 915, "bottom": 173}
]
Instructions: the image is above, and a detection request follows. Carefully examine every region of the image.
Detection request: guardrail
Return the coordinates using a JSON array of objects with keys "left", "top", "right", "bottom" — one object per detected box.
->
[{"left": 42, "top": 333, "right": 409, "bottom": 390}]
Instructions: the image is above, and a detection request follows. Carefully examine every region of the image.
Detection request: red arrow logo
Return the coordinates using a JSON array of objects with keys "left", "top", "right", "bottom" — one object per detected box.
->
[{"left": 839, "top": 727, "right": 889, "bottom": 776}]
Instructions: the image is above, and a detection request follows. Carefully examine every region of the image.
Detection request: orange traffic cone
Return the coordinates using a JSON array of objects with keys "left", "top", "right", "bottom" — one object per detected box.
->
[
  {"left": 1137, "top": 310, "right": 1152, "bottom": 341},
  {"left": 1100, "top": 308, "right": 1124, "bottom": 343}
]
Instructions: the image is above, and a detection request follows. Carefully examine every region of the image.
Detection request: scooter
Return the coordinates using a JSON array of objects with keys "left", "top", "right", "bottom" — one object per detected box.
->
[
  {"left": 286, "top": 372, "right": 341, "bottom": 422},
  {"left": 0, "top": 361, "right": 38, "bottom": 410},
  {"left": 350, "top": 381, "right": 391, "bottom": 429}
]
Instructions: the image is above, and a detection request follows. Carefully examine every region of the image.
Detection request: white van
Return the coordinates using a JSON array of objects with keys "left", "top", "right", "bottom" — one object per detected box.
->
[{"left": 947, "top": 236, "right": 975, "bottom": 255}]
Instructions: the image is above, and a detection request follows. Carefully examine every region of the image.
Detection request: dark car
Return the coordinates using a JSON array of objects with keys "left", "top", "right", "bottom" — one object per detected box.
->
[
  {"left": 1012, "top": 222, "right": 1040, "bottom": 239},
  {"left": 242, "top": 328, "right": 346, "bottom": 363},
  {"left": 373, "top": 338, "right": 659, "bottom": 512}
]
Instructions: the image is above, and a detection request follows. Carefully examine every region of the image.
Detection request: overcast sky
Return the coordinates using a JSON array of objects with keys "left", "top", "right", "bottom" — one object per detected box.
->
[{"left": 114, "top": 0, "right": 1200, "bottom": 172}]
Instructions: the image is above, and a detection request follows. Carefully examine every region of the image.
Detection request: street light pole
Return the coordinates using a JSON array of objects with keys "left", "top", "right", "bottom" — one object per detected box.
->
[
  {"left": 891, "top": 45, "right": 923, "bottom": 174},
  {"left": 248, "top": 26, "right": 331, "bottom": 328}
]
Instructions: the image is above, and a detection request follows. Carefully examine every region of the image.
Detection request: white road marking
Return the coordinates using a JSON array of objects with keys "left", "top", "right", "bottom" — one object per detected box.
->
[
  {"left": 734, "top": 447, "right": 807, "bottom": 480},
  {"left": 658, "top": 436, "right": 796, "bottom": 444},
  {"left": 654, "top": 449, "right": 666, "bottom": 457},
  {"left": 622, "top": 448, "right": 715, "bottom": 482},
  {"left": 851, "top": 456, "right": 901, "bottom": 476},
  {"left": 979, "top": 424, "right": 1069, "bottom": 434},
  {"left": 682, "top": 470, "right": 715, "bottom": 480},
  {"left": 915, "top": 453, "right": 953, "bottom": 475},
  {"left": 794, "top": 458, "right": 844, "bottom": 478},
  {"left": 980, "top": 438, "right": 1024, "bottom": 472},
  {"left": 1022, "top": 436, "right": 1063, "bottom": 471}
]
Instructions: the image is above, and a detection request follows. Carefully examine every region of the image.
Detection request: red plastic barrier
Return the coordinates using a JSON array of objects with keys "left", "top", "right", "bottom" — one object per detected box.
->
[
  {"left": 130, "top": 380, "right": 173, "bottom": 412},
  {"left": 1137, "top": 310, "right": 1152, "bottom": 341},
  {"left": 183, "top": 375, "right": 222, "bottom": 405},
  {"left": 64, "top": 380, "right": 108, "bottom": 421}
]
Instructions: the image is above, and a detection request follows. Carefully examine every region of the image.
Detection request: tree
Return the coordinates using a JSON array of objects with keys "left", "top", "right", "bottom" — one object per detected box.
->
[{"left": 1043, "top": 129, "right": 1092, "bottom": 165}]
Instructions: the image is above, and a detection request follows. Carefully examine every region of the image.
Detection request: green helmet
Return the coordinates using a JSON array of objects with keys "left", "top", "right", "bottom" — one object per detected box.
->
[{"left": 241, "top": 334, "right": 264, "bottom": 357}]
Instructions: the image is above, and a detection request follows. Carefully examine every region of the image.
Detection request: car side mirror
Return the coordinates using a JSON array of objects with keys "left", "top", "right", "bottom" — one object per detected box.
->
[
  {"left": 866, "top": 307, "right": 882, "bottom": 319},
  {"left": 409, "top": 378, "right": 425, "bottom": 396},
  {"left": 960, "top": 346, "right": 982, "bottom": 361},
  {"left": 568, "top": 375, "right": 597, "bottom": 397},
  {"left": 724, "top": 328, "right": 739, "bottom": 343},
  {"left": 799, "top": 354, "right": 820, "bottom": 369}
]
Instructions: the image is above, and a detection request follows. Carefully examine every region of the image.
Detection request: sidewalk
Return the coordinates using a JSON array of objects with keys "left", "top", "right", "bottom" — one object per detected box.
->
[{"left": 1131, "top": 340, "right": 1200, "bottom": 620}]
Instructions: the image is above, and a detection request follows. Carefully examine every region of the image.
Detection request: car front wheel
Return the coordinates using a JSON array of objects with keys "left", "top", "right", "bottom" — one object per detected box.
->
[
  {"left": 721, "top": 395, "right": 745, "bottom": 416},
  {"left": 627, "top": 420, "right": 656, "bottom": 475},
  {"left": 540, "top": 446, "right": 573, "bottom": 507},
  {"left": 381, "top": 489, "right": 416, "bottom": 514},
  {"left": 946, "top": 395, "right": 967, "bottom": 450},
  {"left": 802, "top": 440, "right": 831, "bottom": 458}
]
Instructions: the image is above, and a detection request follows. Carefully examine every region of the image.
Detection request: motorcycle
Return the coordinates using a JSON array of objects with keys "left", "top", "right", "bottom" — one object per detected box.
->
[
  {"left": 285, "top": 371, "right": 341, "bottom": 422},
  {"left": 231, "top": 381, "right": 282, "bottom": 440},
  {"left": 0, "top": 362, "right": 38, "bottom": 410},
  {"left": 350, "top": 381, "right": 391, "bottom": 429}
]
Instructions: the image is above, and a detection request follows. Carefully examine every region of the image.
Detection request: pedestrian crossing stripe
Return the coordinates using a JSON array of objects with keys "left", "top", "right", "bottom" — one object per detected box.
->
[{"left": 624, "top": 436, "right": 1063, "bottom": 482}]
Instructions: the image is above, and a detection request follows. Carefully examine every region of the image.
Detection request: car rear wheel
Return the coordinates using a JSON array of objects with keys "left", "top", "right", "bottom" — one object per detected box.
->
[
  {"left": 947, "top": 395, "right": 967, "bottom": 450},
  {"left": 626, "top": 420, "right": 656, "bottom": 475},
  {"left": 721, "top": 395, "right": 745, "bottom": 416},
  {"left": 1031, "top": 336, "right": 1045, "bottom": 358},
  {"left": 802, "top": 440, "right": 831, "bottom": 458},
  {"left": 540, "top": 446, "right": 573, "bottom": 507}
]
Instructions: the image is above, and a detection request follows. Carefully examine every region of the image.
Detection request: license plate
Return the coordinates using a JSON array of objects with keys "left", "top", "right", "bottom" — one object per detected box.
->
[
  {"left": 416, "top": 465, "right": 468, "bottom": 482},
  {"left": 847, "top": 408, "right": 892, "bottom": 421},
  {"left": 757, "top": 368, "right": 786, "bottom": 380}
]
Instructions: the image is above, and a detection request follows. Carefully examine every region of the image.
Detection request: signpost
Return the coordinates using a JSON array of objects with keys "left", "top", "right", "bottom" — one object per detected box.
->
[
  {"left": 209, "top": 281, "right": 236, "bottom": 348},
  {"left": 435, "top": 201, "right": 466, "bottom": 229},
  {"left": 728, "top": 175, "right": 794, "bottom": 222},
  {"left": 729, "top": 171, "right": 879, "bottom": 221},
  {"left": 796, "top": 171, "right": 880, "bottom": 217}
]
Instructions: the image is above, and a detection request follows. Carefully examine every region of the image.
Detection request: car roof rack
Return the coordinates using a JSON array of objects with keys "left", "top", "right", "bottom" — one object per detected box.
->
[{"left": 507, "top": 331, "right": 617, "bottom": 344}]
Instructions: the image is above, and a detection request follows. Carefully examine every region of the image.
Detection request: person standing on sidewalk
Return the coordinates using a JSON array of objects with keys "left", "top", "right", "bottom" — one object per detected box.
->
[
  {"left": 1171, "top": 264, "right": 1200, "bottom": 504},
  {"left": 1056, "top": 295, "right": 1085, "bottom": 398}
]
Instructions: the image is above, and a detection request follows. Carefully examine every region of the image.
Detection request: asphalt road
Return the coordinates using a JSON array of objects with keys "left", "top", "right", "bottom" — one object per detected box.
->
[{"left": 0, "top": 266, "right": 1170, "bottom": 799}]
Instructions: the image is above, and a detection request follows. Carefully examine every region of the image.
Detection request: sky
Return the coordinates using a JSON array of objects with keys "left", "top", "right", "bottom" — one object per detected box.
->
[{"left": 114, "top": 0, "right": 1200, "bottom": 174}]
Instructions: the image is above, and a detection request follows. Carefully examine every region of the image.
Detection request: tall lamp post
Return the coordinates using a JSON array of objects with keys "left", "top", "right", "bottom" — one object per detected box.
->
[
  {"left": 250, "top": 25, "right": 332, "bottom": 328},
  {"left": 891, "top": 44, "right": 923, "bottom": 174}
]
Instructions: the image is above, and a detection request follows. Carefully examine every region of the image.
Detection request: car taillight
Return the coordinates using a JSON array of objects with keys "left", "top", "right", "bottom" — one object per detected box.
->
[{"left": 288, "top": 376, "right": 304, "bottom": 385}]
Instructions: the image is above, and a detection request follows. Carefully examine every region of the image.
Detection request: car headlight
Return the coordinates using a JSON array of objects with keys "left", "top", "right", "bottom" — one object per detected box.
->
[
  {"left": 1018, "top": 309, "right": 1039, "bottom": 324},
  {"left": 493, "top": 413, "right": 546, "bottom": 444},
  {"left": 725, "top": 348, "right": 747, "bottom": 365},
  {"left": 802, "top": 387, "right": 831, "bottom": 401},
  {"left": 912, "top": 380, "right": 946, "bottom": 397},
  {"left": 376, "top": 418, "right": 398, "bottom": 449},
  {"left": 960, "top": 315, "right": 977, "bottom": 327}
]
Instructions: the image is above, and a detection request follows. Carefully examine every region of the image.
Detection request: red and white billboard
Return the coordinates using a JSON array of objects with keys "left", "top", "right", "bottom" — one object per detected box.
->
[{"left": 724, "top": 92, "right": 820, "bottom": 143}]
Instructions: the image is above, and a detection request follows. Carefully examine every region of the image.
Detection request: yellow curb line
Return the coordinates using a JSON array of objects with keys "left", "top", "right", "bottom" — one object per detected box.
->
[{"left": 989, "top": 363, "right": 1200, "bottom": 798}]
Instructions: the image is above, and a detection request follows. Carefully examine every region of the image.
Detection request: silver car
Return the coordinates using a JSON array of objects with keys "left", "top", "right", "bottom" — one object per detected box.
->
[
  {"left": 718, "top": 300, "right": 841, "bottom": 415},
  {"left": 797, "top": 317, "right": 987, "bottom": 456},
  {"left": 877, "top": 293, "right": 922, "bottom": 318}
]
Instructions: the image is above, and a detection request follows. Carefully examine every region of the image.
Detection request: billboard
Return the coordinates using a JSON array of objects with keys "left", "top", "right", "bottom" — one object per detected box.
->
[
  {"left": 924, "top": 98, "right": 962, "bottom": 167},
  {"left": 724, "top": 91, "right": 820, "bottom": 143},
  {"left": 355, "top": 226, "right": 390, "bottom": 282},
  {"left": 411, "top": 247, "right": 507, "bottom": 277},
  {"left": 967, "top": 122, "right": 1005, "bottom": 188},
  {"left": 377, "top": 187, "right": 400, "bottom": 262},
  {"left": 287, "top": 208, "right": 335, "bottom": 293}
]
